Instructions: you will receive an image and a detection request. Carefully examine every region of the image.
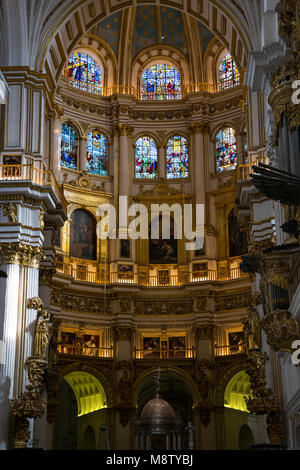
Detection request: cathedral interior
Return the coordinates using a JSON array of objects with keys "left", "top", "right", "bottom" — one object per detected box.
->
[{"left": 0, "top": 0, "right": 300, "bottom": 451}]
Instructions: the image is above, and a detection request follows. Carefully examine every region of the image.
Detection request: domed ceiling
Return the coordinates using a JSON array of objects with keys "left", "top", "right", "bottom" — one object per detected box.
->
[{"left": 90, "top": 6, "right": 214, "bottom": 61}]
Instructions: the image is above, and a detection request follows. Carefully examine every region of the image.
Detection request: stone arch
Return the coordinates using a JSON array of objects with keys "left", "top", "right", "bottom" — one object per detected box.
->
[
  {"left": 36, "top": 1, "right": 252, "bottom": 94},
  {"left": 132, "top": 365, "right": 201, "bottom": 408},
  {"left": 213, "top": 360, "right": 249, "bottom": 407}
]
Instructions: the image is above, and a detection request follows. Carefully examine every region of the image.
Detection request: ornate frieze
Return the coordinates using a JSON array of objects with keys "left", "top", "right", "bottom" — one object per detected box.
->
[
  {"left": 214, "top": 291, "right": 252, "bottom": 312},
  {"left": 50, "top": 288, "right": 111, "bottom": 313},
  {"left": 0, "top": 243, "right": 44, "bottom": 268},
  {"left": 134, "top": 298, "right": 194, "bottom": 316},
  {"left": 62, "top": 171, "right": 106, "bottom": 192}
]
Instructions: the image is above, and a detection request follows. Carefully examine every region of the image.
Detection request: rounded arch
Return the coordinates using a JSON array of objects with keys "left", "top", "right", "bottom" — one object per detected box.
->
[
  {"left": 133, "top": 131, "right": 160, "bottom": 150},
  {"left": 39, "top": 2, "right": 251, "bottom": 93},
  {"left": 68, "top": 208, "right": 98, "bottom": 261},
  {"left": 58, "top": 362, "right": 115, "bottom": 408},
  {"left": 239, "top": 424, "right": 254, "bottom": 450},
  {"left": 217, "top": 51, "right": 241, "bottom": 91},
  {"left": 132, "top": 365, "right": 201, "bottom": 408},
  {"left": 213, "top": 361, "right": 249, "bottom": 407},
  {"left": 64, "top": 48, "right": 104, "bottom": 95},
  {"left": 224, "top": 370, "right": 251, "bottom": 412},
  {"left": 211, "top": 123, "right": 237, "bottom": 141}
]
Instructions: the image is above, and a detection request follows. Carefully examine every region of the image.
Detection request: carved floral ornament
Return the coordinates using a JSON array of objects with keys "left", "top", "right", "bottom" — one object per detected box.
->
[
  {"left": 0, "top": 243, "right": 44, "bottom": 268},
  {"left": 259, "top": 310, "right": 300, "bottom": 352},
  {"left": 1, "top": 202, "right": 18, "bottom": 223}
]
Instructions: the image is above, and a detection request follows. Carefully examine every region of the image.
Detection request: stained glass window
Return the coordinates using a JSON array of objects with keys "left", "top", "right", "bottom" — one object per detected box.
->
[
  {"left": 216, "top": 127, "right": 237, "bottom": 172},
  {"left": 135, "top": 136, "right": 158, "bottom": 179},
  {"left": 86, "top": 131, "right": 108, "bottom": 176},
  {"left": 65, "top": 52, "right": 103, "bottom": 95},
  {"left": 166, "top": 136, "right": 189, "bottom": 179},
  {"left": 141, "top": 64, "right": 181, "bottom": 101},
  {"left": 243, "top": 130, "right": 248, "bottom": 165},
  {"left": 219, "top": 54, "right": 240, "bottom": 91},
  {"left": 61, "top": 122, "right": 78, "bottom": 170}
]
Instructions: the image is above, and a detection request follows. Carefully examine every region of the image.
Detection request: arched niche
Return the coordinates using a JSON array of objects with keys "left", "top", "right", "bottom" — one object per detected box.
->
[{"left": 69, "top": 209, "right": 97, "bottom": 261}]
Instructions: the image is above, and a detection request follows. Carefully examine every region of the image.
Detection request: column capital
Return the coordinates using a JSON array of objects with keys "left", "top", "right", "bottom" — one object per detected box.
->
[
  {"left": 0, "top": 242, "right": 44, "bottom": 268},
  {"left": 189, "top": 122, "right": 210, "bottom": 136}
]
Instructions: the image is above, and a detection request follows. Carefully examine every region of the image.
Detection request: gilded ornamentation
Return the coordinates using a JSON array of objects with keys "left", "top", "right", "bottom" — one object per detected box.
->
[
  {"left": 195, "top": 296, "right": 207, "bottom": 312},
  {"left": 113, "top": 326, "right": 133, "bottom": 341},
  {"left": 1, "top": 202, "right": 18, "bottom": 223},
  {"left": 266, "top": 410, "right": 284, "bottom": 446},
  {"left": 0, "top": 243, "right": 43, "bottom": 268},
  {"left": 62, "top": 171, "right": 105, "bottom": 192},
  {"left": 276, "top": 0, "right": 300, "bottom": 49},
  {"left": 259, "top": 310, "right": 300, "bottom": 352},
  {"left": 214, "top": 292, "right": 252, "bottom": 312},
  {"left": 134, "top": 299, "right": 193, "bottom": 315},
  {"left": 27, "top": 297, "right": 51, "bottom": 358},
  {"left": 39, "top": 210, "right": 45, "bottom": 230},
  {"left": 242, "top": 307, "right": 261, "bottom": 352},
  {"left": 119, "top": 299, "right": 131, "bottom": 313},
  {"left": 50, "top": 289, "right": 111, "bottom": 313}
]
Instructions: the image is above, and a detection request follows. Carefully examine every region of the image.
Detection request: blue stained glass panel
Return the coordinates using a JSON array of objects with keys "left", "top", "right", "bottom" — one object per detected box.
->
[
  {"left": 65, "top": 52, "right": 103, "bottom": 95},
  {"left": 86, "top": 131, "right": 108, "bottom": 176},
  {"left": 216, "top": 127, "right": 237, "bottom": 172},
  {"left": 141, "top": 64, "right": 181, "bottom": 101},
  {"left": 61, "top": 123, "right": 78, "bottom": 170},
  {"left": 166, "top": 136, "right": 189, "bottom": 179},
  {"left": 135, "top": 136, "right": 158, "bottom": 178},
  {"left": 219, "top": 54, "right": 240, "bottom": 91}
]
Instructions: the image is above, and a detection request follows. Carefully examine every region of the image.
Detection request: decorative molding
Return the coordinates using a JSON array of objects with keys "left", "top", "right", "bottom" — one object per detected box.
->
[{"left": 0, "top": 243, "right": 44, "bottom": 268}]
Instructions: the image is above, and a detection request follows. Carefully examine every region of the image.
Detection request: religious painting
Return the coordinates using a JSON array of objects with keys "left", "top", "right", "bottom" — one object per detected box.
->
[
  {"left": 143, "top": 337, "right": 160, "bottom": 358},
  {"left": 228, "top": 331, "right": 245, "bottom": 354},
  {"left": 83, "top": 334, "right": 100, "bottom": 357},
  {"left": 192, "top": 263, "right": 208, "bottom": 279},
  {"left": 61, "top": 332, "right": 76, "bottom": 354},
  {"left": 169, "top": 336, "right": 185, "bottom": 358},
  {"left": 120, "top": 239, "right": 130, "bottom": 258},
  {"left": 149, "top": 216, "right": 178, "bottom": 264},
  {"left": 228, "top": 210, "right": 248, "bottom": 257},
  {"left": 118, "top": 264, "right": 134, "bottom": 280},
  {"left": 69, "top": 209, "right": 97, "bottom": 260}
]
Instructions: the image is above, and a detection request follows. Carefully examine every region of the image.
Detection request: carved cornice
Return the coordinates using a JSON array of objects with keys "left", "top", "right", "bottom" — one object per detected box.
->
[
  {"left": 50, "top": 289, "right": 111, "bottom": 314},
  {"left": 0, "top": 243, "right": 44, "bottom": 268}
]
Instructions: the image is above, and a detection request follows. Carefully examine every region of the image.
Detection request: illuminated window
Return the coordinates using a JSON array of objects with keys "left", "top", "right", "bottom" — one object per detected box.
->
[
  {"left": 243, "top": 129, "right": 248, "bottom": 164},
  {"left": 135, "top": 136, "right": 158, "bottom": 179},
  {"left": 166, "top": 136, "right": 189, "bottom": 179},
  {"left": 61, "top": 122, "right": 78, "bottom": 170},
  {"left": 216, "top": 127, "right": 237, "bottom": 172},
  {"left": 86, "top": 131, "right": 108, "bottom": 176},
  {"left": 141, "top": 64, "right": 181, "bottom": 101},
  {"left": 219, "top": 54, "right": 240, "bottom": 91},
  {"left": 65, "top": 52, "right": 103, "bottom": 95}
]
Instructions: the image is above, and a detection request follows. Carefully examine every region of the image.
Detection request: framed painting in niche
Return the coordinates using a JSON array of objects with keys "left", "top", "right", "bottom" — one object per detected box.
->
[
  {"left": 83, "top": 334, "right": 100, "bottom": 356},
  {"left": 228, "top": 331, "right": 245, "bottom": 354},
  {"left": 61, "top": 332, "right": 76, "bottom": 354},
  {"left": 149, "top": 216, "right": 178, "bottom": 264},
  {"left": 169, "top": 336, "right": 185, "bottom": 357},
  {"left": 120, "top": 239, "right": 130, "bottom": 258},
  {"left": 69, "top": 209, "right": 97, "bottom": 260},
  {"left": 143, "top": 337, "right": 160, "bottom": 358}
]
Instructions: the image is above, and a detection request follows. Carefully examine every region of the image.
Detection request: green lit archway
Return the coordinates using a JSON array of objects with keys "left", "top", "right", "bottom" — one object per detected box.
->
[
  {"left": 64, "top": 371, "right": 107, "bottom": 416},
  {"left": 224, "top": 370, "right": 251, "bottom": 413}
]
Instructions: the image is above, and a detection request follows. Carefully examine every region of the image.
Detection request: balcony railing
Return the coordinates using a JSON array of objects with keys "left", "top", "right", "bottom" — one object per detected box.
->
[
  {"left": 0, "top": 163, "right": 68, "bottom": 212},
  {"left": 238, "top": 156, "right": 269, "bottom": 181},
  {"left": 214, "top": 344, "right": 246, "bottom": 357},
  {"left": 57, "top": 343, "right": 113, "bottom": 358},
  {"left": 134, "top": 347, "right": 196, "bottom": 360},
  {"left": 55, "top": 263, "right": 248, "bottom": 286}
]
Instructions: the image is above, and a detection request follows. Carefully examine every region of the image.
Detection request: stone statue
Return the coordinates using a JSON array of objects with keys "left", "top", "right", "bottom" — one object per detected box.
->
[
  {"left": 33, "top": 308, "right": 51, "bottom": 358},
  {"left": 243, "top": 307, "right": 261, "bottom": 351}
]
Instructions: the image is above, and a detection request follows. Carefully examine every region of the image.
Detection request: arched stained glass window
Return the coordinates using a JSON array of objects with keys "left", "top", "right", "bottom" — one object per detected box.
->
[
  {"left": 166, "top": 136, "right": 189, "bottom": 179},
  {"left": 86, "top": 131, "right": 108, "bottom": 176},
  {"left": 216, "top": 127, "right": 237, "bottom": 172},
  {"left": 135, "top": 136, "right": 158, "bottom": 179},
  {"left": 65, "top": 52, "right": 103, "bottom": 95},
  {"left": 61, "top": 122, "right": 78, "bottom": 170},
  {"left": 219, "top": 54, "right": 240, "bottom": 91},
  {"left": 141, "top": 64, "right": 181, "bottom": 101}
]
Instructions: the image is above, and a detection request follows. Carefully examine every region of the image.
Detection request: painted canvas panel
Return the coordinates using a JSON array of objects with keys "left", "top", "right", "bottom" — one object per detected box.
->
[
  {"left": 169, "top": 336, "right": 185, "bottom": 357},
  {"left": 143, "top": 337, "right": 160, "bottom": 358},
  {"left": 69, "top": 209, "right": 97, "bottom": 260},
  {"left": 228, "top": 210, "right": 248, "bottom": 257},
  {"left": 228, "top": 331, "right": 245, "bottom": 354},
  {"left": 61, "top": 332, "right": 76, "bottom": 354},
  {"left": 120, "top": 239, "right": 130, "bottom": 258},
  {"left": 149, "top": 216, "right": 178, "bottom": 264},
  {"left": 83, "top": 334, "right": 100, "bottom": 356}
]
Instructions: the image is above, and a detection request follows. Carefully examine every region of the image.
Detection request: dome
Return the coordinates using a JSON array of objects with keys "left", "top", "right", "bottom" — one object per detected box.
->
[{"left": 141, "top": 395, "right": 176, "bottom": 423}]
